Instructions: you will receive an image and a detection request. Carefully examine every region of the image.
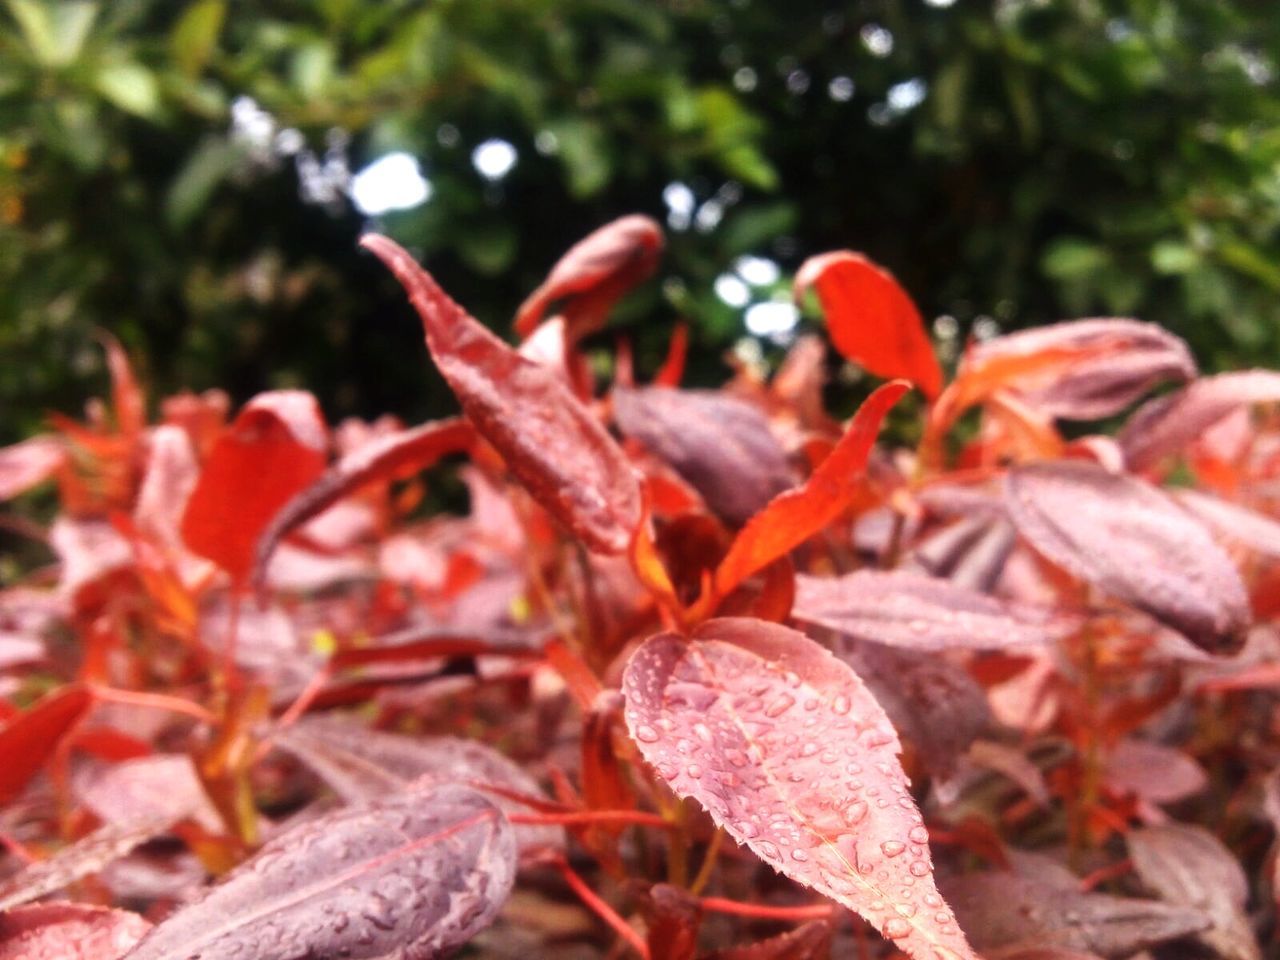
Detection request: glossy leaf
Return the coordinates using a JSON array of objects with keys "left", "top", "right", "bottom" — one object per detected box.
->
[
  {"left": 124, "top": 783, "right": 515, "bottom": 960},
  {"left": 1003, "top": 460, "right": 1249, "bottom": 648},
  {"left": 793, "top": 570, "right": 1057, "bottom": 652},
  {"left": 1119, "top": 370, "right": 1280, "bottom": 471},
  {"left": 622, "top": 618, "right": 978, "bottom": 960},
  {"left": 837, "top": 639, "right": 991, "bottom": 779},
  {"left": 252, "top": 417, "right": 473, "bottom": 586},
  {"left": 959, "top": 319, "right": 1195, "bottom": 420},
  {"left": 362, "top": 234, "right": 642, "bottom": 555},
  {"left": 940, "top": 871, "right": 1209, "bottom": 958},
  {"left": 709, "top": 381, "right": 908, "bottom": 604},
  {"left": 180, "top": 390, "right": 328, "bottom": 583},
  {"left": 795, "top": 252, "right": 942, "bottom": 398},
  {"left": 0, "top": 683, "right": 94, "bottom": 805},
  {"left": 514, "top": 214, "right": 663, "bottom": 338},
  {"left": 1128, "top": 824, "right": 1260, "bottom": 960},
  {"left": 614, "top": 386, "right": 793, "bottom": 525},
  {"left": 0, "top": 435, "right": 64, "bottom": 500},
  {"left": 0, "top": 903, "right": 150, "bottom": 960}
]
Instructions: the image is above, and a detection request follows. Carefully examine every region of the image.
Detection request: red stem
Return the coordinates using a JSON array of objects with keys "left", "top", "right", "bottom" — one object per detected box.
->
[
  {"left": 1079, "top": 857, "right": 1133, "bottom": 891},
  {"left": 510, "top": 810, "right": 670, "bottom": 829},
  {"left": 553, "top": 857, "right": 650, "bottom": 959},
  {"left": 699, "top": 897, "right": 835, "bottom": 921},
  {"left": 88, "top": 685, "right": 214, "bottom": 724}
]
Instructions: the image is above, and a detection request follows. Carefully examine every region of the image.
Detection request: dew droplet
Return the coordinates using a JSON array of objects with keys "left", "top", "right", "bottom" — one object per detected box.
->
[
  {"left": 736, "top": 820, "right": 758, "bottom": 838},
  {"left": 756, "top": 840, "right": 780, "bottom": 860},
  {"left": 634, "top": 724, "right": 660, "bottom": 743},
  {"left": 881, "top": 840, "right": 906, "bottom": 858},
  {"left": 832, "top": 694, "right": 852, "bottom": 715},
  {"left": 686, "top": 762, "right": 704, "bottom": 779},
  {"left": 791, "top": 849, "right": 809, "bottom": 862},
  {"left": 843, "top": 801, "right": 869, "bottom": 824},
  {"left": 800, "top": 742, "right": 819, "bottom": 757},
  {"left": 908, "top": 825, "right": 929, "bottom": 844},
  {"left": 765, "top": 694, "right": 795, "bottom": 718},
  {"left": 884, "top": 917, "right": 911, "bottom": 939},
  {"left": 923, "top": 893, "right": 942, "bottom": 908},
  {"left": 909, "top": 860, "right": 929, "bottom": 877}
]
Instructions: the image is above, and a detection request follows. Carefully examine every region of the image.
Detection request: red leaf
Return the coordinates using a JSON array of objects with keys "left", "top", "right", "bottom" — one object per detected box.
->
[
  {"left": 251, "top": 417, "right": 473, "bottom": 587},
  {"left": 124, "top": 783, "right": 515, "bottom": 960},
  {"left": 653, "top": 322, "right": 689, "bottom": 388},
  {"left": 614, "top": 386, "right": 794, "bottom": 525},
  {"left": 794, "top": 252, "right": 942, "bottom": 399},
  {"left": 957, "top": 319, "right": 1195, "bottom": 421},
  {"left": 793, "top": 570, "right": 1059, "bottom": 652},
  {"left": 362, "top": 233, "right": 642, "bottom": 554},
  {"left": 1127, "top": 825, "right": 1259, "bottom": 960},
  {"left": 0, "top": 903, "right": 150, "bottom": 960},
  {"left": 708, "top": 382, "right": 908, "bottom": 603},
  {"left": 1119, "top": 370, "right": 1280, "bottom": 471},
  {"left": 0, "top": 683, "right": 94, "bottom": 805},
  {"left": 1003, "top": 460, "right": 1250, "bottom": 648},
  {"left": 622, "top": 618, "right": 979, "bottom": 960},
  {"left": 514, "top": 214, "right": 663, "bottom": 338},
  {"left": 0, "top": 435, "right": 65, "bottom": 500},
  {"left": 99, "top": 331, "right": 146, "bottom": 438},
  {"left": 180, "top": 391, "right": 328, "bottom": 583}
]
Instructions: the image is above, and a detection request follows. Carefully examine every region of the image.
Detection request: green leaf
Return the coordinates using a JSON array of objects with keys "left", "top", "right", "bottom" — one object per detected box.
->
[
  {"left": 6, "top": 0, "right": 98, "bottom": 67},
  {"left": 170, "top": 0, "right": 225, "bottom": 77},
  {"left": 455, "top": 222, "right": 518, "bottom": 275},
  {"left": 94, "top": 60, "right": 160, "bottom": 117},
  {"left": 1151, "top": 240, "right": 1199, "bottom": 275},
  {"left": 291, "top": 40, "right": 336, "bottom": 100},
  {"left": 546, "top": 118, "right": 610, "bottom": 198},
  {"left": 1042, "top": 238, "right": 1109, "bottom": 280},
  {"left": 166, "top": 137, "right": 242, "bottom": 230}
]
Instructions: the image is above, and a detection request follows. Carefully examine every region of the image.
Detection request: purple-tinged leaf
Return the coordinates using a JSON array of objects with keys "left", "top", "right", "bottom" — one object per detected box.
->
[
  {"left": 1003, "top": 460, "right": 1250, "bottom": 648},
  {"left": 1120, "top": 370, "right": 1280, "bottom": 471},
  {"left": 0, "top": 435, "right": 65, "bottom": 501},
  {"left": 362, "top": 234, "right": 642, "bottom": 555},
  {"left": 275, "top": 715, "right": 562, "bottom": 853},
  {"left": 906, "top": 515, "right": 1018, "bottom": 593},
  {"left": 1102, "top": 739, "right": 1207, "bottom": 806},
  {"left": 77, "top": 754, "right": 221, "bottom": 829},
  {"left": 252, "top": 418, "right": 474, "bottom": 588},
  {"left": 939, "top": 871, "right": 1209, "bottom": 958},
  {"left": 1171, "top": 489, "right": 1280, "bottom": 557},
  {"left": 962, "top": 319, "right": 1195, "bottom": 420},
  {"left": 794, "top": 570, "right": 1058, "bottom": 652},
  {"left": 0, "top": 903, "right": 150, "bottom": 960},
  {"left": 702, "top": 920, "right": 833, "bottom": 959},
  {"left": 123, "top": 784, "right": 515, "bottom": 960},
  {"left": 0, "top": 821, "right": 169, "bottom": 912},
  {"left": 836, "top": 639, "right": 991, "bottom": 780},
  {"left": 614, "top": 386, "right": 793, "bottom": 526},
  {"left": 622, "top": 618, "right": 979, "bottom": 960},
  {"left": 1127, "top": 823, "right": 1260, "bottom": 960}
]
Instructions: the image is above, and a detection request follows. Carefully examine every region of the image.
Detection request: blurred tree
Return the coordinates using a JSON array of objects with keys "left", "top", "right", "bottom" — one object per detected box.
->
[{"left": 1, "top": 0, "right": 1278, "bottom": 440}]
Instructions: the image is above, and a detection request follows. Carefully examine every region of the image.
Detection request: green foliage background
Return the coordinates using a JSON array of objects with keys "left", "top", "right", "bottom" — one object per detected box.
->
[{"left": 2, "top": 0, "right": 1279, "bottom": 440}]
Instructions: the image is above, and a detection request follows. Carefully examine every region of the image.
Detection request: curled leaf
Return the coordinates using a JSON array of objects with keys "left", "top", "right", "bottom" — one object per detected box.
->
[
  {"left": 1119, "top": 370, "right": 1280, "bottom": 471},
  {"left": 623, "top": 618, "right": 978, "bottom": 960},
  {"left": 362, "top": 234, "right": 642, "bottom": 555},
  {"left": 1003, "top": 460, "right": 1249, "bottom": 648},
  {"left": 614, "top": 386, "right": 793, "bottom": 525},
  {"left": 514, "top": 214, "right": 663, "bottom": 338},
  {"left": 180, "top": 390, "right": 328, "bottom": 583},
  {"left": 795, "top": 252, "right": 942, "bottom": 398},
  {"left": 124, "top": 783, "right": 515, "bottom": 960},
  {"left": 794, "top": 570, "right": 1057, "bottom": 652}
]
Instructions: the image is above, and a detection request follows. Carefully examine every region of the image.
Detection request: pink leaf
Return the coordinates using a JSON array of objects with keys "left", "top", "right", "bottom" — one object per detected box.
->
[
  {"left": 622, "top": 618, "right": 979, "bottom": 960},
  {"left": 1003, "top": 460, "right": 1249, "bottom": 649},
  {"left": 1119, "top": 370, "right": 1280, "bottom": 471},
  {"left": 0, "top": 903, "right": 150, "bottom": 960},
  {"left": 123, "top": 783, "right": 515, "bottom": 960},
  {"left": 0, "top": 435, "right": 65, "bottom": 500},
  {"left": 614, "top": 386, "right": 794, "bottom": 525},
  {"left": 362, "top": 234, "right": 642, "bottom": 555},
  {"left": 793, "top": 570, "right": 1058, "bottom": 651},
  {"left": 961, "top": 319, "right": 1195, "bottom": 420},
  {"left": 1171, "top": 489, "right": 1280, "bottom": 558}
]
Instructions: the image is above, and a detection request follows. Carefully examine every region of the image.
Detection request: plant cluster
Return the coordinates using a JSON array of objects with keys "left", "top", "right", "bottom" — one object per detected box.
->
[{"left": 2, "top": 215, "right": 1280, "bottom": 959}]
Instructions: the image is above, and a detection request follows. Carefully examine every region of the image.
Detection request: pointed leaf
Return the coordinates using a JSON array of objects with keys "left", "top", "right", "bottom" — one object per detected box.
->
[
  {"left": 1127, "top": 824, "right": 1260, "bottom": 960},
  {"left": 614, "top": 386, "right": 793, "bottom": 525},
  {"left": 1120, "top": 370, "right": 1280, "bottom": 471},
  {"left": 1003, "top": 460, "right": 1249, "bottom": 648},
  {"left": 794, "top": 570, "right": 1058, "bottom": 652},
  {"left": 0, "top": 435, "right": 65, "bottom": 500},
  {"left": 711, "top": 382, "right": 908, "bottom": 602},
  {"left": 959, "top": 319, "right": 1195, "bottom": 420},
  {"left": 795, "top": 252, "right": 942, "bottom": 398},
  {"left": 514, "top": 214, "right": 663, "bottom": 338},
  {"left": 252, "top": 417, "right": 473, "bottom": 586},
  {"left": 180, "top": 391, "right": 328, "bottom": 583},
  {"left": 124, "top": 783, "right": 515, "bottom": 960},
  {"left": 0, "top": 684, "right": 94, "bottom": 805},
  {"left": 940, "top": 871, "right": 1209, "bottom": 958},
  {"left": 0, "top": 903, "right": 150, "bottom": 960},
  {"left": 622, "top": 618, "right": 979, "bottom": 960},
  {"left": 362, "top": 234, "right": 642, "bottom": 555},
  {"left": 100, "top": 332, "right": 146, "bottom": 437}
]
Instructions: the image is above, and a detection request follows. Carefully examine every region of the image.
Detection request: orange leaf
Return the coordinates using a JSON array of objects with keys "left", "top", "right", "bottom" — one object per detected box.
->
[{"left": 795, "top": 252, "right": 941, "bottom": 399}]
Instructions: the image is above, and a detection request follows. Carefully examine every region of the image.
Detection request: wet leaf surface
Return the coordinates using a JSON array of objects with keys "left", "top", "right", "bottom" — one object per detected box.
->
[{"left": 0, "top": 902, "right": 150, "bottom": 960}]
